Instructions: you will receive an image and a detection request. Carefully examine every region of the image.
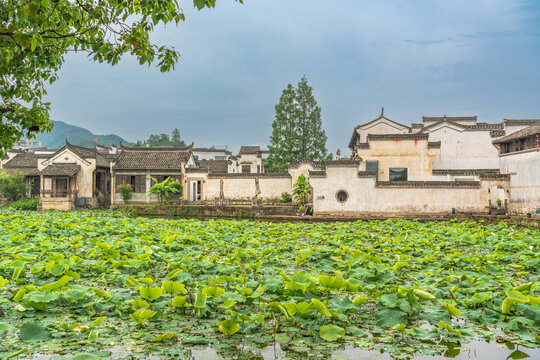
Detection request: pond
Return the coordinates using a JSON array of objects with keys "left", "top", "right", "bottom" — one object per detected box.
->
[
  {"left": 189, "top": 341, "right": 539, "bottom": 360},
  {"left": 20, "top": 341, "right": 540, "bottom": 360}
]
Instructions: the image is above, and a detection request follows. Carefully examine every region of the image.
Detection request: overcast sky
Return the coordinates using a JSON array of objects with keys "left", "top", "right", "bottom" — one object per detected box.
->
[{"left": 46, "top": 0, "right": 540, "bottom": 153}]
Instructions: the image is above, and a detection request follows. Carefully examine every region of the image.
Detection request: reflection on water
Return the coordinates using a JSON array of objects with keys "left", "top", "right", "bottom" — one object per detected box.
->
[{"left": 190, "top": 341, "right": 540, "bottom": 360}]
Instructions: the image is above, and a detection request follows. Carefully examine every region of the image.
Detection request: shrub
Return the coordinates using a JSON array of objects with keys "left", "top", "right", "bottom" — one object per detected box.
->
[
  {"left": 280, "top": 192, "right": 292, "bottom": 203},
  {"left": 147, "top": 177, "right": 183, "bottom": 204},
  {"left": 0, "top": 171, "right": 29, "bottom": 202},
  {"left": 10, "top": 198, "right": 39, "bottom": 210},
  {"left": 117, "top": 183, "right": 134, "bottom": 203},
  {"left": 292, "top": 175, "right": 312, "bottom": 208}
]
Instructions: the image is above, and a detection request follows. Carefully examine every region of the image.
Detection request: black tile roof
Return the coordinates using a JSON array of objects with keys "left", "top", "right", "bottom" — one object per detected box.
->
[
  {"left": 41, "top": 163, "right": 81, "bottom": 176},
  {"left": 113, "top": 145, "right": 193, "bottom": 170},
  {"left": 287, "top": 159, "right": 325, "bottom": 170},
  {"left": 238, "top": 146, "right": 261, "bottom": 155},
  {"left": 493, "top": 121, "right": 540, "bottom": 144},
  {"left": 3, "top": 153, "right": 52, "bottom": 168},
  {"left": 195, "top": 160, "right": 229, "bottom": 173},
  {"left": 422, "top": 116, "right": 477, "bottom": 123}
]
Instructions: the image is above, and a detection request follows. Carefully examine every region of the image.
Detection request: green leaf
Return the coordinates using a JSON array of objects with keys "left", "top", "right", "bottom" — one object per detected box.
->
[
  {"left": 319, "top": 324, "right": 345, "bottom": 341},
  {"left": 311, "top": 298, "right": 332, "bottom": 317},
  {"left": 376, "top": 309, "right": 408, "bottom": 328},
  {"left": 182, "top": 337, "right": 210, "bottom": 345},
  {"left": 161, "top": 281, "right": 187, "bottom": 295},
  {"left": 151, "top": 332, "right": 176, "bottom": 342},
  {"left": 128, "top": 299, "right": 150, "bottom": 309},
  {"left": 171, "top": 296, "right": 190, "bottom": 308},
  {"left": 129, "top": 310, "right": 156, "bottom": 325},
  {"left": 352, "top": 295, "right": 368, "bottom": 306},
  {"left": 0, "top": 322, "right": 16, "bottom": 332},
  {"left": 139, "top": 287, "right": 162, "bottom": 301},
  {"left": 90, "top": 317, "right": 106, "bottom": 327},
  {"left": 413, "top": 288, "right": 436, "bottom": 301},
  {"left": 506, "top": 350, "right": 530, "bottom": 359},
  {"left": 202, "top": 286, "right": 225, "bottom": 297},
  {"left": 194, "top": 293, "right": 207, "bottom": 308},
  {"left": 70, "top": 354, "right": 101, "bottom": 360},
  {"left": 217, "top": 319, "right": 240, "bottom": 335},
  {"left": 444, "top": 302, "right": 461, "bottom": 317},
  {"left": 20, "top": 322, "right": 51, "bottom": 341},
  {"left": 42, "top": 275, "right": 73, "bottom": 291}
]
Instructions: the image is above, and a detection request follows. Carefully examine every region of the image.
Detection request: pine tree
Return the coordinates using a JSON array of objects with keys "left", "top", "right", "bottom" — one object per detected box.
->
[
  {"left": 265, "top": 76, "right": 331, "bottom": 172},
  {"left": 171, "top": 128, "right": 186, "bottom": 147}
]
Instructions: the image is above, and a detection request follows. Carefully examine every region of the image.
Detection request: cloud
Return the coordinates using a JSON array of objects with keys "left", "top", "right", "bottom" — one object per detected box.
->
[{"left": 45, "top": 0, "right": 540, "bottom": 153}]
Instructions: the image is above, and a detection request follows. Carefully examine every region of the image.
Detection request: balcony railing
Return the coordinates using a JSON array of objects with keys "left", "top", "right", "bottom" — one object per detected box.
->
[{"left": 40, "top": 189, "right": 78, "bottom": 198}]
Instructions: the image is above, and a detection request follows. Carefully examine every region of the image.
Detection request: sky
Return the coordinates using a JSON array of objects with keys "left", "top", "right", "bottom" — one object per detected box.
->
[{"left": 46, "top": 0, "right": 540, "bottom": 154}]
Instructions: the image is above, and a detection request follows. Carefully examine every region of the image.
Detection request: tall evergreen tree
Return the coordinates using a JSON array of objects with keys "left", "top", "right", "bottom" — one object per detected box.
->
[
  {"left": 266, "top": 76, "right": 331, "bottom": 172},
  {"left": 171, "top": 128, "right": 185, "bottom": 147}
]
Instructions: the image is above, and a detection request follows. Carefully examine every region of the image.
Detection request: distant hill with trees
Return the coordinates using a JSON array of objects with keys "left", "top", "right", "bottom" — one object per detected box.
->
[
  {"left": 131, "top": 129, "right": 186, "bottom": 147},
  {"left": 35, "top": 120, "right": 127, "bottom": 148},
  {"left": 34, "top": 121, "right": 188, "bottom": 149}
]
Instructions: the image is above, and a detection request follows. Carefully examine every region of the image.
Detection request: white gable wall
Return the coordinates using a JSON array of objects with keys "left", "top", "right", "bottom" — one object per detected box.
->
[
  {"left": 427, "top": 126, "right": 500, "bottom": 170},
  {"left": 355, "top": 118, "right": 409, "bottom": 143},
  {"left": 499, "top": 149, "right": 540, "bottom": 214}
]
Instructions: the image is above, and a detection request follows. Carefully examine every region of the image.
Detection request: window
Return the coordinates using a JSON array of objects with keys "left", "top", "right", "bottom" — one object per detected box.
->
[
  {"left": 241, "top": 165, "right": 251, "bottom": 173},
  {"left": 215, "top": 155, "right": 226, "bottom": 160},
  {"left": 54, "top": 178, "right": 68, "bottom": 197},
  {"left": 116, "top": 175, "right": 146, "bottom": 193},
  {"left": 336, "top": 190, "right": 349, "bottom": 203},
  {"left": 193, "top": 155, "right": 199, "bottom": 160},
  {"left": 366, "top": 160, "right": 379, "bottom": 172},
  {"left": 389, "top": 168, "right": 408, "bottom": 182}
]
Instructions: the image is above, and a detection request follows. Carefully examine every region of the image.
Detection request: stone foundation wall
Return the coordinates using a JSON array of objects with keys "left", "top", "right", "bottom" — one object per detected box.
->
[{"left": 41, "top": 198, "right": 74, "bottom": 210}]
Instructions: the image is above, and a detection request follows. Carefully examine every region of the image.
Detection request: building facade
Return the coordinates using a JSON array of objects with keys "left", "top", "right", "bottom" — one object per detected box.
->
[{"left": 2, "top": 114, "right": 538, "bottom": 215}]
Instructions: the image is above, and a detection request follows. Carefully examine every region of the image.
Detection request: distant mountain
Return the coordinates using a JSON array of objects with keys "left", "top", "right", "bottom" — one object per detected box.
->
[{"left": 35, "top": 120, "right": 127, "bottom": 149}]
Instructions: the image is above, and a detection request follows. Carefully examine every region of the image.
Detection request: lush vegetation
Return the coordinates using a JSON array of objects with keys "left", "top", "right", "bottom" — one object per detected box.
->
[
  {"left": 9, "top": 198, "right": 38, "bottom": 210},
  {"left": 266, "top": 76, "right": 332, "bottom": 172},
  {"left": 132, "top": 129, "right": 187, "bottom": 148},
  {"left": 116, "top": 183, "right": 134, "bottom": 204},
  {"left": 0, "top": 0, "right": 242, "bottom": 153},
  {"left": 0, "top": 211, "right": 538, "bottom": 359},
  {"left": 292, "top": 174, "right": 312, "bottom": 208},
  {"left": 147, "top": 177, "right": 183, "bottom": 204},
  {"left": 0, "top": 170, "right": 28, "bottom": 201}
]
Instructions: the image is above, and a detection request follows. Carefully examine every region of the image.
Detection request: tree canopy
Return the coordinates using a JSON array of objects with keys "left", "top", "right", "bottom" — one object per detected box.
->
[
  {"left": 132, "top": 128, "right": 186, "bottom": 147},
  {"left": 0, "top": 0, "right": 242, "bottom": 154},
  {"left": 265, "top": 76, "right": 331, "bottom": 172}
]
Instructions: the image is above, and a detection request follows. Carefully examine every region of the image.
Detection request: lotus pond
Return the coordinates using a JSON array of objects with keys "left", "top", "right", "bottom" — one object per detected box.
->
[{"left": 0, "top": 210, "right": 539, "bottom": 360}]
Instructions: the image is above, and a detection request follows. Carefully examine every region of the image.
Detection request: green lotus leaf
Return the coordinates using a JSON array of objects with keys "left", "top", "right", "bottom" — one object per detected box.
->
[
  {"left": 70, "top": 354, "right": 101, "bottom": 360},
  {"left": 128, "top": 299, "right": 150, "bottom": 309},
  {"left": 376, "top": 309, "right": 408, "bottom": 328},
  {"left": 139, "top": 287, "right": 162, "bottom": 301},
  {"left": 161, "top": 281, "right": 187, "bottom": 295},
  {"left": 444, "top": 302, "right": 461, "bottom": 317},
  {"left": 352, "top": 296, "right": 368, "bottom": 306},
  {"left": 311, "top": 298, "right": 332, "bottom": 317},
  {"left": 42, "top": 275, "right": 73, "bottom": 291},
  {"left": 20, "top": 322, "right": 51, "bottom": 341},
  {"left": 413, "top": 289, "right": 437, "bottom": 301},
  {"left": 129, "top": 309, "right": 156, "bottom": 325},
  {"left": 171, "top": 296, "right": 190, "bottom": 308},
  {"left": 194, "top": 292, "right": 207, "bottom": 308},
  {"left": 202, "top": 286, "right": 225, "bottom": 297},
  {"left": 0, "top": 322, "right": 16, "bottom": 332},
  {"left": 319, "top": 324, "right": 345, "bottom": 341},
  {"left": 217, "top": 319, "right": 240, "bottom": 336}
]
